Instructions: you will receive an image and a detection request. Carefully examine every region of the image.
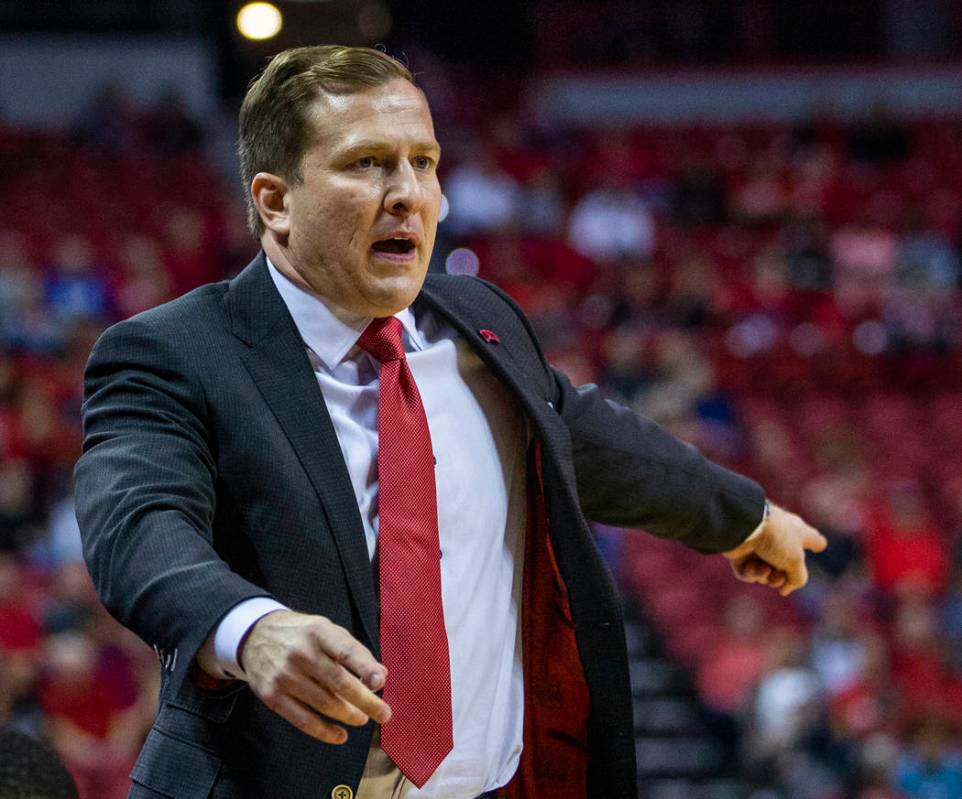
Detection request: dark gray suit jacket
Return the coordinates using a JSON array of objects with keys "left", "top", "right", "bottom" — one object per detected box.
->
[{"left": 74, "top": 253, "right": 764, "bottom": 798}]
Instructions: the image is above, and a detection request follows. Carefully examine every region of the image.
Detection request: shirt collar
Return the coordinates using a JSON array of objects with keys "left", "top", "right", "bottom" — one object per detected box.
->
[{"left": 266, "top": 257, "right": 423, "bottom": 370}]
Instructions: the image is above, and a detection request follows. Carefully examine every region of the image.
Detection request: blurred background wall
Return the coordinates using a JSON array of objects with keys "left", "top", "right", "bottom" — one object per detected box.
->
[{"left": 3, "top": 2, "right": 962, "bottom": 797}]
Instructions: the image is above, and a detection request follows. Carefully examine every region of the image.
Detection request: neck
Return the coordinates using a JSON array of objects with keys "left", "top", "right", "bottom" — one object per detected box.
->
[{"left": 261, "top": 238, "right": 317, "bottom": 298}]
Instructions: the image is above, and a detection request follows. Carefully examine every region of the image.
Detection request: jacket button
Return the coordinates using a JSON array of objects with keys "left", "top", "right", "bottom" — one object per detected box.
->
[{"left": 332, "top": 786, "right": 353, "bottom": 799}]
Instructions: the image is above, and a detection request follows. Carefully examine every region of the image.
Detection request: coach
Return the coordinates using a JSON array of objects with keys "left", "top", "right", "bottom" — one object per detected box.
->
[{"left": 74, "top": 46, "right": 824, "bottom": 799}]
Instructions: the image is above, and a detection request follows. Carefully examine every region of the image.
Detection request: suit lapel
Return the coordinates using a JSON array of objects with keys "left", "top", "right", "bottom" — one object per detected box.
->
[
  {"left": 417, "top": 277, "right": 564, "bottom": 445},
  {"left": 225, "top": 255, "right": 379, "bottom": 652}
]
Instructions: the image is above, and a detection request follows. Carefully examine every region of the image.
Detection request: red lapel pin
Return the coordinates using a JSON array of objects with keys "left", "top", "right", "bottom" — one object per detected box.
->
[{"left": 479, "top": 329, "right": 500, "bottom": 344}]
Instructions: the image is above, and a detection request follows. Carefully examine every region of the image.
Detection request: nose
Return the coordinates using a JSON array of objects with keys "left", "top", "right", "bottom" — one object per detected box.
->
[{"left": 383, "top": 160, "right": 422, "bottom": 217}]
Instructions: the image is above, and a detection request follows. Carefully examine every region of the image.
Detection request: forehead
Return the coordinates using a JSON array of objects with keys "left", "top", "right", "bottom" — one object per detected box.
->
[{"left": 307, "top": 79, "right": 436, "bottom": 150}]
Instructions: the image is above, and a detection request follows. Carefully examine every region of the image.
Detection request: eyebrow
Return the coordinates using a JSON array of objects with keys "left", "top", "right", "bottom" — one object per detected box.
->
[{"left": 337, "top": 139, "right": 442, "bottom": 158}]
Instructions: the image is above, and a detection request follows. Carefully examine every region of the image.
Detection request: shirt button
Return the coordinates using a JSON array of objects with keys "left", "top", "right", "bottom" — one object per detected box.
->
[{"left": 331, "top": 786, "right": 353, "bottom": 799}]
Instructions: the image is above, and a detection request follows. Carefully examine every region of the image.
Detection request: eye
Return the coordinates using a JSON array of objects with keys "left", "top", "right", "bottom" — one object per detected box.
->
[
  {"left": 357, "top": 156, "right": 377, "bottom": 169},
  {"left": 412, "top": 155, "right": 434, "bottom": 170}
]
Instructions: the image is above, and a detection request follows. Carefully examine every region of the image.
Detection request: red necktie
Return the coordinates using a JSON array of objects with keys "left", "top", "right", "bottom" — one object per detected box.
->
[{"left": 358, "top": 317, "right": 453, "bottom": 787}]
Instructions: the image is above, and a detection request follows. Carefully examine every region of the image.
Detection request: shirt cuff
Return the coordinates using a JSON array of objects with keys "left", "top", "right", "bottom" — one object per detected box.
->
[
  {"left": 213, "top": 597, "right": 288, "bottom": 679},
  {"left": 743, "top": 498, "right": 770, "bottom": 544}
]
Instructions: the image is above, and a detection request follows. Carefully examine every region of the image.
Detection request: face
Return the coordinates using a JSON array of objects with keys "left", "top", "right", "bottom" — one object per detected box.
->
[{"left": 258, "top": 78, "right": 442, "bottom": 317}]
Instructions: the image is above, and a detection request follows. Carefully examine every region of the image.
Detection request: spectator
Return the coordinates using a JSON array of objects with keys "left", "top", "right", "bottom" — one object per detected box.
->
[
  {"left": 633, "top": 330, "right": 713, "bottom": 424},
  {"left": 730, "top": 156, "right": 789, "bottom": 225},
  {"left": 672, "top": 156, "right": 728, "bottom": 226},
  {"left": 0, "top": 555, "right": 41, "bottom": 659},
  {"left": 0, "top": 231, "right": 37, "bottom": 343},
  {"left": 783, "top": 213, "right": 835, "bottom": 292},
  {"left": 0, "top": 460, "right": 44, "bottom": 553},
  {"left": 28, "top": 495, "right": 82, "bottom": 573},
  {"left": 73, "top": 85, "right": 137, "bottom": 157},
  {"left": 894, "top": 717, "right": 962, "bottom": 798},
  {"left": 884, "top": 209, "right": 959, "bottom": 349},
  {"left": 111, "top": 235, "right": 172, "bottom": 320},
  {"left": 0, "top": 729, "right": 78, "bottom": 799},
  {"left": 39, "top": 633, "right": 140, "bottom": 799},
  {"left": 696, "top": 594, "right": 768, "bottom": 717},
  {"left": 865, "top": 482, "right": 948, "bottom": 595},
  {"left": 663, "top": 254, "right": 719, "bottom": 328},
  {"left": 895, "top": 209, "right": 960, "bottom": 293},
  {"left": 41, "top": 563, "right": 99, "bottom": 636},
  {"left": 568, "top": 176, "right": 656, "bottom": 263},
  {"left": 42, "top": 237, "right": 112, "bottom": 326},
  {"left": 443, "top": 147, "right": 522, "bottom": 235},
  {"left": 599, "top": 324, "right": 654, "bottom": 404},
  {"left": 6, "top": 379, "right": 79, "bottom": 471},
  {"left": 141, "top": 88, "right": 204, "bottom": 156},
  {"left": 750, "top": 628, "right": 823, "bottom": 759},
  {"left": 889, "top": 595, "right": 960, "bottom": 717},
  {"left": 159, "top": 206, "right": 222, "bottom": 293},
  {"left": 810, "top": 590, "right": 873, "bottom": 699},
  {"left": 938, "top": 566, "right": 962, "bottom": 674},
  {"left": 830, "top": 637, "right": 898, "bottom": 743},
  {"left": 829, "top": 214, "right": 899, "bottom": 316},
  {"left": 519, "top": 166, "right": 566, "bottom": 234}
]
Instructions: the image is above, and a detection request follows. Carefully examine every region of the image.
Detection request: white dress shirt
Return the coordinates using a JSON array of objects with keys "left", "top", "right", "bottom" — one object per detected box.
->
[{"left": 209, "top": 259, "right": 529, "bottom": 799}]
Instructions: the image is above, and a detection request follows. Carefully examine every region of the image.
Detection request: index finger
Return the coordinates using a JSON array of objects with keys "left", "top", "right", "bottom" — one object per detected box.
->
[
  {"left": 316, "top": 659, "right": 392, "bottom": 725},
  {"left": 803, "top": 525, "right": 828, "bottom": 554}
]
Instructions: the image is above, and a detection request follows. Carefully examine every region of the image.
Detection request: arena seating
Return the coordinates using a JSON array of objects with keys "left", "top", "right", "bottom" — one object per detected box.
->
[{"left": 3, "top": 95, "right": 962, "bottom": 797}]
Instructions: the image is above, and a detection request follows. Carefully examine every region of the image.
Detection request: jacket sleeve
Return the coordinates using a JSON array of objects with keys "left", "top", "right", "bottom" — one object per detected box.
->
[
  {"left": 470, "top": 276, "right": 765, "bottom": 554},
  {"left": 74, "top": 318, "right": 273, "bottom": 696},
  {"left": 550, "top": 367, "right": 765, "bottom": 553}
]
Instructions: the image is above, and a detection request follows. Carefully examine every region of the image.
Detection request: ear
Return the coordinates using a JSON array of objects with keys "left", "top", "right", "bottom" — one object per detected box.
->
[{"left": 251, "top": 172, "right": 291, "bottom": 237}]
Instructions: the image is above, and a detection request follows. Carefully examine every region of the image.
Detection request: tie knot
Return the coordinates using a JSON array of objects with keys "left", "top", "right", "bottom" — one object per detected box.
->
[{"left": 358, "top": 317, "right": 406, "bottom": 363}]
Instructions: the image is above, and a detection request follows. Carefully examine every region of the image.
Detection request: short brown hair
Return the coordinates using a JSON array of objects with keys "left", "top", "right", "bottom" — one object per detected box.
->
[{"left": 238, "top": 45, "right": 414, "bottom": 236}]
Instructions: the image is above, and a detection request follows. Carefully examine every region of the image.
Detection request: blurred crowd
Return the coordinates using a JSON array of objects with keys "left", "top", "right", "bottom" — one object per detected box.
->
[
  {"left": 3, "top": 78, "right": 962, "bottom": 798},
  {"left": 437, "top": 105, "right": 962, "bottom": 798}
]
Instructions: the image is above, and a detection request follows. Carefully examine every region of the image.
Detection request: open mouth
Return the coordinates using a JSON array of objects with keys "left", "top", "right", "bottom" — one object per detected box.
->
[{"left": 371, "top": 238, "right": 416, "bottom": 255}]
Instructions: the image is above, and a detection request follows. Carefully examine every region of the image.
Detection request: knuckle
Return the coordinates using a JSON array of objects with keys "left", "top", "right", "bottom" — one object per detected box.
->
[
  {"left": 329, "top": 668, "right": 352, "bottom": 694},
  {"left": 287, "top": 646, "right": 310, "bottom": 669},
  {"left": 333, "top": 642, "right": 354, "bottom": 663},
  {"left": 305, "top": 620, "right": 327, "bottom": 642},
  {"left": 273, "top": 670, "right": 294, "bottom": 691},
  {"left": 260, "top": 687, "right": 279, "bottom": 708}
]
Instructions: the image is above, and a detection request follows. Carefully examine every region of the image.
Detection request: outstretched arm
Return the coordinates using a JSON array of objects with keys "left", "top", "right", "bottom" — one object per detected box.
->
[
  {"left": 552, "top": 366, "right": 766, "bottom": 552},
  {"left": 472, "top": 275, "right": 826, "bottom": 592}
]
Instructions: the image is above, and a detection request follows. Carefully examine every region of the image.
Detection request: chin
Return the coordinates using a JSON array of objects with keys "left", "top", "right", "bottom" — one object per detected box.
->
[{"left": 365, "top": 275, "right": 426, "bottom": 315}]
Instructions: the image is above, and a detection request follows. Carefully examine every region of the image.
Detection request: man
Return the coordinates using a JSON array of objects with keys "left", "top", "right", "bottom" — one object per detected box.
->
[
  {"left": 0, "top": 730, "right": 79, "bottom": 799},
  {"left": 74, "top": 46, "right": 825, "bottom": 799}
]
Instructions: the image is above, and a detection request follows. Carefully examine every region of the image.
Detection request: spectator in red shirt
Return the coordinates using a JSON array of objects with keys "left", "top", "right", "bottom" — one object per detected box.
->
[
  {"left": 865, "top": 482, "right": 948, "bottom": 595},
  {"left": 39, "top": 632, "right": 141, "bottom": 799},
  {"left": 0, "top": 555, "right": 41, "bottom": 655},
  {"left": 697, "top": 594, "right": 768, "bottom": 716}
]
